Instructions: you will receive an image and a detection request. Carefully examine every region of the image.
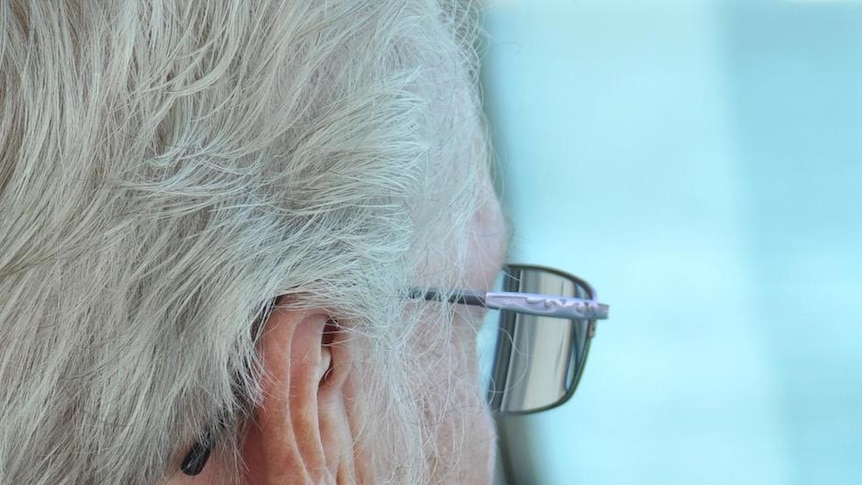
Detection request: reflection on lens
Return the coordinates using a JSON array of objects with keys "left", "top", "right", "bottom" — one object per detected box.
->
[
  {"left": 477, "top": 265, "right": 594, "bottom": 414},
  {"left": 477, "top": 306, "right": 502, "bottom": 395}
]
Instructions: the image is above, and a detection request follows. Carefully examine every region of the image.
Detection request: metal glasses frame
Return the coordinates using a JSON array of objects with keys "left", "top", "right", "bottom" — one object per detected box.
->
[{"left": 411, "top": 264, "right": 610, "bottom": 414}]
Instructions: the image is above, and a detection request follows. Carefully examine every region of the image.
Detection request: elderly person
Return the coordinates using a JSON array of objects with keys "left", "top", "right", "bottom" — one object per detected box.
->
[{"left": 0, "top": 1, "right": 607, "bottom": 483}]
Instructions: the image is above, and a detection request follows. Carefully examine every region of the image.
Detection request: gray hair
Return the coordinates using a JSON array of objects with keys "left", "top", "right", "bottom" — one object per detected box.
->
[{"left": 0, "top": 1, "right": 487, "bottom": 483}]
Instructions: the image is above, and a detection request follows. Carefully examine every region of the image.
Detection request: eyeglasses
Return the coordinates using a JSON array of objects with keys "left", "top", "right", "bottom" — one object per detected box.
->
[{"left": 412, "top": 264, "right": 609, "bottom": 415}]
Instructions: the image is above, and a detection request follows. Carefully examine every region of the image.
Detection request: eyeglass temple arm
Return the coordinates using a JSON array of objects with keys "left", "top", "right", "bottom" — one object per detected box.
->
[{"left": 412, "top": 289, "right": 610, "bottom": 320}]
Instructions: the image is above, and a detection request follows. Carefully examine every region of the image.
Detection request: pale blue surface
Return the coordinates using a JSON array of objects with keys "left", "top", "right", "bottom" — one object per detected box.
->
[{"left": 482, "top": 1, "right": 862, "bottom": 484}]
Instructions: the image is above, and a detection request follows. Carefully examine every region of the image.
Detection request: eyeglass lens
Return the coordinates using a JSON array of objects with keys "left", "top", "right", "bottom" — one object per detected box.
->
[{"left": 478, "top": 265, "right": 594, "bottom": 414}]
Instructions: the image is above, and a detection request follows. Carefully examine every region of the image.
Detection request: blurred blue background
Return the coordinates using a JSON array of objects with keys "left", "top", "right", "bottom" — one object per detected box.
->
[{"left": 480, "top": 1, "right": 862, "bottom": 484}]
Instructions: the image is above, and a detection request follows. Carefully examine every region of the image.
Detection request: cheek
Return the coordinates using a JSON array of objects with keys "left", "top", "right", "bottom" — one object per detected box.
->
[{"left": 412, "top": 311, "right": 496, "bottom": 483}]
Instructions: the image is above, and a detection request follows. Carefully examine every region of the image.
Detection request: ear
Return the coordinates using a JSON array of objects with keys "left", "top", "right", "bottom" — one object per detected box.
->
[{"left": 240, "top": 305, "right": 354, "bottom": 484}]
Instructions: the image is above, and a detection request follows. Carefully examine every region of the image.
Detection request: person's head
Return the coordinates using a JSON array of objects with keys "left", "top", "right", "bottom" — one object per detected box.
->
[{"left": 0, "top": 1, "right": 505, "bottom": 483}]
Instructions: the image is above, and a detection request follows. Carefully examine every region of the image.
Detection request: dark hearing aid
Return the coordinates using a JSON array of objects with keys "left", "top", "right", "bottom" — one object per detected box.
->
[{"left": 181, "top": 431, "right": 213, "bottom": 476}]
